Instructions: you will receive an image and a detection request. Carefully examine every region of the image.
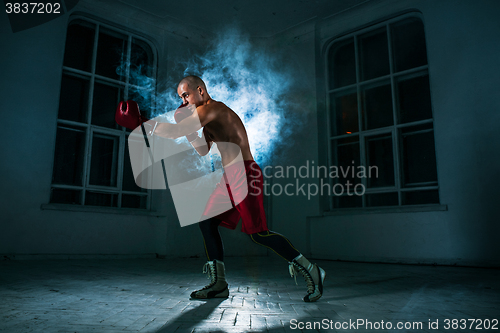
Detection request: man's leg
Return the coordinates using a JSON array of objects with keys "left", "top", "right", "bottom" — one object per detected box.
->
[
  {"left": 199, "top": 217, "right": 224, "bottom": 261},
  {"left": 190, "top": 217, "right": 229, "bottom": 299},
  {"left": 249, "top": 230, "right": 299, "bottom": 261},
  {"left": 250, "top": 230, "right": 326, "bottom": 302}
]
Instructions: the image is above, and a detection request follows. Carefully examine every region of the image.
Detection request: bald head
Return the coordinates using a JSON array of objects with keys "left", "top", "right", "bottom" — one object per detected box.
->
[
  {"left": 177, "top": 75, "right": 211, "bottom": 106},
  {"left": 178, "top": 75, "right": 207, "bottom": 92}
]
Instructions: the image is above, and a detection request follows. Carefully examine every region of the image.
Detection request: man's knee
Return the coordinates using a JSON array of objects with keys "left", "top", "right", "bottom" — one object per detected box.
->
[
  {"left": 249, "top": 231, "right": 269, "bottom": 243},
  {"left": 198, "top": 217, "right": 211, "bottom": 232},
  {"left": 199, "top": 217, "right": 221, "bottom": 232}
]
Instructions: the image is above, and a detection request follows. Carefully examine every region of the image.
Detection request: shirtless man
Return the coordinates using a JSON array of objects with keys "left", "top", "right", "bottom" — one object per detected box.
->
[{"left": 117, "top": 75, "right": 325, "bottom": 302}]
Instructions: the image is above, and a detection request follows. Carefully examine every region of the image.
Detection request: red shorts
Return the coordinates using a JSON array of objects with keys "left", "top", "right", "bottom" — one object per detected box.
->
[{"left": 202, "top": 160, "right": 268, "bottom": 234}]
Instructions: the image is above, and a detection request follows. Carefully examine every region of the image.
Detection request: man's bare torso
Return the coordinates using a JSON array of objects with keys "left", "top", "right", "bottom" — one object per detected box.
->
[{"left": 198, "top": 100, "right": 254, "bottom": 166}]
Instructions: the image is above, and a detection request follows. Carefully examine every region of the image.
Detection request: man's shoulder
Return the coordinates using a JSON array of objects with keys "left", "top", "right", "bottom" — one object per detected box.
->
[
  {"left": 196, "top": 100, "right": 229, "bottom": 126},
  {"left": 198, "top": 100, "right": 230, "bottom": 114}
]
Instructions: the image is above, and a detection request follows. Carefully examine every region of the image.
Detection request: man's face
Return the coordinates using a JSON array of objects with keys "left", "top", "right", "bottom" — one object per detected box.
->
[{"left": 177, "top": 82, "right": 202, "bottom": 107}]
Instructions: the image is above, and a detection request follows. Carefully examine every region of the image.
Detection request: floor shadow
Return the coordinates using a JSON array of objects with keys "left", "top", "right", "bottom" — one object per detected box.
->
[{"left": 155, "top": 298, "right": 227, "bottom": 333}]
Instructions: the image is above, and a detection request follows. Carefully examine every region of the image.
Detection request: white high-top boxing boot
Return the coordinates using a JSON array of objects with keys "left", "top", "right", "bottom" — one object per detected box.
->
[
  {"left": 289, "top": 254, "right": 326, "bottom": 302},
  {"left": 190, "top": 259, "right": 229, "bottom": 299}
]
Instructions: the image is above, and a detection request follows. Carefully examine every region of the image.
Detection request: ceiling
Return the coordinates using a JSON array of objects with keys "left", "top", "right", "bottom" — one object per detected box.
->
[{"left": 117, "top": 0, "right": 370, "bottom": 37}]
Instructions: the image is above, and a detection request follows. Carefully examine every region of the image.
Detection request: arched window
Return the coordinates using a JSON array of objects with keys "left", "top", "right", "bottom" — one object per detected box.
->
[
  {"left": 50, "top": 17, "right": 156, "bottom": 209},
  {"left": 326, "top": 13, "right": 439, "bottom": 209}
]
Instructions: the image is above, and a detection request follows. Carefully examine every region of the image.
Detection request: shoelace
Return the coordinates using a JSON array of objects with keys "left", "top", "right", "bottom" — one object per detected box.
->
[
  {"left": 202, "top": 262, "right": 217, "bottom": 289},
  {"left": 289, "top": 261, "right": 315, "bottom": 294}
]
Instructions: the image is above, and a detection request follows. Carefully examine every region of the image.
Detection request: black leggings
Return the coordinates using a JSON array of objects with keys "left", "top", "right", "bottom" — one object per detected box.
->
[{"left": 199, "top": 217, "right": 300, "bottom": 262}]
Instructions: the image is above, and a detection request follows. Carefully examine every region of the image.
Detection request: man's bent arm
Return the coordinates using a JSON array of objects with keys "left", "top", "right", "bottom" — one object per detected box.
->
[{"left": 191, "top": 130, "right": 212, "bottom": 156}]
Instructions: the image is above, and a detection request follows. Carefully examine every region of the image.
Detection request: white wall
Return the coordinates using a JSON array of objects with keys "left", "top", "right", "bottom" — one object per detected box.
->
[
  {"left": 1, "top": 0, "right": 498, "bottom": 267},
  {"left": 307, "top": 0, "right": 500, "bottom": 267},
  {"left": 261, "top": 21, "right": 320, "bottom": 256},
  {"left": 0, "top": 0, "right": 212, "bottom": 259}
]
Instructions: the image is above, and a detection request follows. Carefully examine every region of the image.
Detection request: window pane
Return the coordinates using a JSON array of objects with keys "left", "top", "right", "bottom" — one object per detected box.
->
[
  {"left": 328, "top": 38, "right": 356, "bottom": 89},
  {"left": 403, "top": 189, "right": 439, "bottom": 205},
  {"left": 58, "top": 74, "right": 89, "bottom": 123},
  {"left": 130, "top": 38, "right": 154, "bottom": 85},
  {"left": 63, "top": 22, "right": 94, "bottom": 72},
  {"left": 366, "top": 192, "right": 398, "bottom": 207},
  {"left": 95, "top": 29, "right": 127, "bottom": 81},
  {"left": 89, "top": 133, "right": 119, "bottom": 187},
  {"left": 392, "top": 18, "right": 427, "bottom": 72},
  {"left": 52, "top": 125, "right": 86, "bottom": 186},
  {"left": 122, "top": 194, "right": 147, "bottom": 209},
  {"left": 331, "top": 91, "right": 358, "bottom": 136},
  {"left": 122, "top": 141, "right": 147, "bottom": 192},
  {"left": 366, "top": 133, "right": 394, "bottom": 187},
  {"left": 92, "top": 81, "right": 123, "bottom": 129},
  {"left": 332, "top": 136, "right": 360, "bottom": 186},
  {"left": 397, "top": 75, "right": 432, "bottom": 123},
  {"left": 50, "top": 188, "right": 82, "bottom": 205},
  {"left": 85, "top": 191, "right": 118, "bottom": 207},
  {"left": 359, "top": 28, "right": 390, "bottom": 81},
  {"left": 401, "top": 124, "right": 438, "bottom": 186},
  {"left": 362, "top": 82, "right": 393, "bottom": 130},
  {"left": 334, "top": 195, "right": 362, "bottom": 208}
]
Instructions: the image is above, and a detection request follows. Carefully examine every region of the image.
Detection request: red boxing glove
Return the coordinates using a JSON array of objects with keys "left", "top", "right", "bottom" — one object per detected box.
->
[
  {"left": 115, "top": 100, "right": 149, "bottom": 129},
  {"left": 174, "top": 102, "right": 190, "bottom": 123},
  {"left": 174, "top": 103, "right": 198, "bottom": 142},
  {"left": 115, "top": 100, "right": 157, "bottom": 135}
]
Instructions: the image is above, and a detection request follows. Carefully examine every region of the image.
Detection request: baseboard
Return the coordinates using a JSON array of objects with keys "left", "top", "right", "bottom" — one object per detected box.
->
[
  {"left": 309, "top": 254, "right": 500, "bottom": 268},
  {"left": 1, "top": 253, "right": 158, "bottom": 260}
]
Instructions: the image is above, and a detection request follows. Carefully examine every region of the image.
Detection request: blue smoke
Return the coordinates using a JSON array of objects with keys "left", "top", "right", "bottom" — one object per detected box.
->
[
  {"left": 120, "top": 28, "right": 303, "bottom": 168},
  {"left": 182, "top": 30, "right": 296, "bottom": 166}
]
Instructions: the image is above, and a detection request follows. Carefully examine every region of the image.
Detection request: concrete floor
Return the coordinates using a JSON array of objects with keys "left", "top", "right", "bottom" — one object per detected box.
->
[{"left": 0, "top": 257, "right": 498, "bottom": 332}]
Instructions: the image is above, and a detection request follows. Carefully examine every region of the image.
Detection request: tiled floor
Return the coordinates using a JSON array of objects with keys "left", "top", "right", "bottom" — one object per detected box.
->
[{"left": 0, "top": 257, "right": 498, "bottom": 332}]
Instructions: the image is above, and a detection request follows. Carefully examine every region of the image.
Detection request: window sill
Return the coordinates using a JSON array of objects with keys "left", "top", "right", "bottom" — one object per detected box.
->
[
  {"left": 40, "top": 203, "right": 165, "bottom": 217},
  {"left": 321, "top": 204, "right": 448, "bottom": 216}
]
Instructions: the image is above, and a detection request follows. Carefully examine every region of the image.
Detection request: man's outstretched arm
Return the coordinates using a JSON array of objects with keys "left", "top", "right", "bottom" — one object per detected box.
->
[{"left": 153, "top": 109, "right": 202, "bottom": 140}]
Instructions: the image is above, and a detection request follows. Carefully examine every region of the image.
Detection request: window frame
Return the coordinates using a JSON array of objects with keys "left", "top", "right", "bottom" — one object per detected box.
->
[
  {"left": 48, "top": 15, "right": 158, "bottom": 211},
  {"left": 324, "top": 12, "right": 440, "bottom": 211}
]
